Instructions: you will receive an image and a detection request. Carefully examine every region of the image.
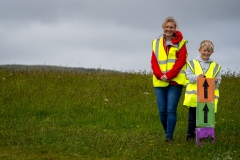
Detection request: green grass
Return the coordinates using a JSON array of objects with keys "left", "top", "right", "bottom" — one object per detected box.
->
[{"left": 0, "top": 67, "right": 239, "bottom": 159}]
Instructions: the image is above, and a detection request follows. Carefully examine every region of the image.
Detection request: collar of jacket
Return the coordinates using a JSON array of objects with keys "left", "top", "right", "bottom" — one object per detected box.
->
[{"left": 195, "top": 56, "right": 213, "bottom": 63}]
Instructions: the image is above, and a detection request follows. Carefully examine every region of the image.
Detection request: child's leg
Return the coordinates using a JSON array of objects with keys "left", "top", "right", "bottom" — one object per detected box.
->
[{"left": 186, "top": 107, "right": 196, "bottom": 140}]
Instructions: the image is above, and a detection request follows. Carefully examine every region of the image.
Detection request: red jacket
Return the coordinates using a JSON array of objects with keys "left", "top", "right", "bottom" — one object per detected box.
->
[{"left": 151, "top": 31, "right": 187, "bottom": 85}]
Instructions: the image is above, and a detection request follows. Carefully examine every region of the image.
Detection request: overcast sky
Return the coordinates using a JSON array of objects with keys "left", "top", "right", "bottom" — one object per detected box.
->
[{"left": 1, "top": 0, "right": 240, "bottom": 73}]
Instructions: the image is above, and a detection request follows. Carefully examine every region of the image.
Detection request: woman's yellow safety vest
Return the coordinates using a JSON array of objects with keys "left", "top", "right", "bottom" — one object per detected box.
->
[
  {"left": 152, "top": 37, "right": 188, "bottom": 87},
  {"left": 183, "top": 60, "right": 221, "bottom": 112}
]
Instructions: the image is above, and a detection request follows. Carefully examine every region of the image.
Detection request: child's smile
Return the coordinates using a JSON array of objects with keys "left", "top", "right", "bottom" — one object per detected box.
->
[{"left": 199, "top": 47, "right": 213, "bottom": 61}]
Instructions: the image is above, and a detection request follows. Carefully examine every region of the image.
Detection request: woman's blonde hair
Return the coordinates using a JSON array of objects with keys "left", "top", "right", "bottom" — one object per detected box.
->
[
  {"left": 199, "top": 40, "right": 214, "bottom": 52},
  {"left": 162, "top": 16, "right": 178, "bottom": 30}
]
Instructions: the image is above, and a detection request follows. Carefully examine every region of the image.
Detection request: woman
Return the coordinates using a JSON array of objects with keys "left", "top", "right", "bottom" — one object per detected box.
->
[{"left": 151, "top": 17, "right": 188, "bottom": 142}]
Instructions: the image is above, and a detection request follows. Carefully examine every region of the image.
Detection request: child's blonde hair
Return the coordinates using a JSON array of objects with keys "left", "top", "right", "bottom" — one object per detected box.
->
[
  {"left": 162, "top": 16, "right": 178, "bottom": 30},
  {"left": 199, "top": 40, "right": 214, "bottom": 52}
]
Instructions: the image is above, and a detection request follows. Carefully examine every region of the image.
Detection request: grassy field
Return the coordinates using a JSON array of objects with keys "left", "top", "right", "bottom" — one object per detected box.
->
[{"left": 0, "top": 67, "right": 239, "bottom": 160}]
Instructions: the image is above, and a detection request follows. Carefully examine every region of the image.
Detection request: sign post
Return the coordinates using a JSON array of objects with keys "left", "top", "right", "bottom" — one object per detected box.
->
[
  {"left": 196, "top": 103, "right": 215, "bottom": 128},
  {"left": 197, "top": 78, "right": 215, "bottom": 103},
  {"left": 196, "top": 78, "right": 215, "bottom": 146}
]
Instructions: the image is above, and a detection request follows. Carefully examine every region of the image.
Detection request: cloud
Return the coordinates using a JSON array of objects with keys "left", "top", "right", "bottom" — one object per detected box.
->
[{"left": 0, "top": 0, "right": 240, "bottom": 72}]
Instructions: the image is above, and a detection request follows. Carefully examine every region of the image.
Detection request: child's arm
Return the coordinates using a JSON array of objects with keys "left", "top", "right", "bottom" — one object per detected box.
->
[
  {"left": 186, "top": 64, "right": 198, "bottom": 83},
  {"left": 214, "top": 68, "right": 222, "bottom": 88}
]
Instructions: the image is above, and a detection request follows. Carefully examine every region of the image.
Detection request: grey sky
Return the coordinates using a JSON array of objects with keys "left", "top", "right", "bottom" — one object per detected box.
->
[{"left": 1, "top": 0, "right": 240, "bottom": 72}]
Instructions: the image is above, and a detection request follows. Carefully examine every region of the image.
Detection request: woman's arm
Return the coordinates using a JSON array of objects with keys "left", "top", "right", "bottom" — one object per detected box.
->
[
  {"left": 165, "top": 44, "right": 187, "bottom": 80},
  {"left": 151, "top": 51, "right": 164, "bottom": 79}
]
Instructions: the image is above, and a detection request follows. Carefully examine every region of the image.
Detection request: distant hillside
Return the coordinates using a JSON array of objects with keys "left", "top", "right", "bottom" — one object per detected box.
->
[{"left": 0, "top": 64, "right": 121, "bottom": 73}]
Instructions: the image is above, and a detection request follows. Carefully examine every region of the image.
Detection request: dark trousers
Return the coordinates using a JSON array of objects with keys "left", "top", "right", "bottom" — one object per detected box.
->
[{"left": 187, "top": 107, "right": 196, "bottom": 137}]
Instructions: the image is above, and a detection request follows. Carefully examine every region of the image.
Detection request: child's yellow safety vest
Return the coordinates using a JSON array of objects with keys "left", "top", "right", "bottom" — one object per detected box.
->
[{"left": 183, "top": 60, "right": 221, "bottom": 112}]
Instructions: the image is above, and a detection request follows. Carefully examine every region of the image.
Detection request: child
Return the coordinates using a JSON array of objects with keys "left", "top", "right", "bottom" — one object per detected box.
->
[{"left": 183, "top": 40, "right": 222, "bottom": 141}]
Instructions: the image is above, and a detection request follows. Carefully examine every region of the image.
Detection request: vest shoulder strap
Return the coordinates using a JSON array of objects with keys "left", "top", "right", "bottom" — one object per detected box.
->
[
  {"left": 187, "top": 60, "right": 195, "bottom": 73},
  {"left": 178, "top": 39, "right": 188, "bottom": 50}
]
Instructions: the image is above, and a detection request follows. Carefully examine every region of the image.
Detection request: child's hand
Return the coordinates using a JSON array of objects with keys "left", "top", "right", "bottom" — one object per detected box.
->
[
  {"left": 198, "top": 74, "right": 205, "bottom": 78},
  {"left": 214, "top": 78, "right": 218, "bottom": 83}
]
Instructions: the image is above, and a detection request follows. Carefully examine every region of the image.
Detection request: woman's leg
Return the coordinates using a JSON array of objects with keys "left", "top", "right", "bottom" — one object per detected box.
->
[
  {"left": 154, "top": 87, "right": 168, "bottom": 134},
  {"left": 166, "top": 85, "right": 183, "bottom": 140}
]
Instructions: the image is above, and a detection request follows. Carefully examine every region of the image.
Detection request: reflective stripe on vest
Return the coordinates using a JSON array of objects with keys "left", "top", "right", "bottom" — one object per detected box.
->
[
  {"left": 183, "top": 60, "right": 221, "bottom": 112},
  {"left": 152, "top": 38, "right": 188, "bottom": 87}
]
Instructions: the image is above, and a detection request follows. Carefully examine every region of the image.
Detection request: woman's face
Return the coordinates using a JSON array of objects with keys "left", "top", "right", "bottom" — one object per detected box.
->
[{"left": 164, "top": 22, "right": 176, "bottom": 38}]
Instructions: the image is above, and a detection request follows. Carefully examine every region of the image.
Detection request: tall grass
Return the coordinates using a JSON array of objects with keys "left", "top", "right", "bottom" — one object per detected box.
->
[{"left": 0, "top": 68, "right": 239, "bottom": 159}]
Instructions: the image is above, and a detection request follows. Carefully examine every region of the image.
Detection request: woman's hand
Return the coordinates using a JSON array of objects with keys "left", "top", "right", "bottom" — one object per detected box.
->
[{"left": 161, "top": 75, "right": 170, "bottom": 82}]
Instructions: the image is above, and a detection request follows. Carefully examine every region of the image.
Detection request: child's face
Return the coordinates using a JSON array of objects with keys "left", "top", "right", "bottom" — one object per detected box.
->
[{"left": 199, "top": 47, "right": 213, "bottom": 61}]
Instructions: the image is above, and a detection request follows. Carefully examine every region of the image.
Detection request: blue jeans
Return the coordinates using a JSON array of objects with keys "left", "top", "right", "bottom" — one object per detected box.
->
[{"left": 154, "top": 85, "right": 183, "bottom": 139}]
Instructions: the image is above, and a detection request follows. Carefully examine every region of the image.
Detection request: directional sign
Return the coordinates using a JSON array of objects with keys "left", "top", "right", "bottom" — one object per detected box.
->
[
  {"left": 197, "top": 78, "right": 215, "bottom": 103},
  {"left": 203, "top": 104, "right": 209, "bottom": 123},
  {"left": 195, "top": 127, "right": 215, "bottom": 146},
  {"left": 196, "top": 103, "right": 215, "bottom": 127}
]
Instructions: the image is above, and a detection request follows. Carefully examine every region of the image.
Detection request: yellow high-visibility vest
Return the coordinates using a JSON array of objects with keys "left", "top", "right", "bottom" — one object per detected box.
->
[
  {"left": 152, "top": 37, "right": 188, "bottom": 87},
  {"left": 183, "top": 60, "right": 221, "bottom": 112}
]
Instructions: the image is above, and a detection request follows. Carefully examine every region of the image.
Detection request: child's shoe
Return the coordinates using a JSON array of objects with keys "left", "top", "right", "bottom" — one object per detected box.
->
[{"left": 186, "top": 135, "right": 195, "bottom": 141}]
